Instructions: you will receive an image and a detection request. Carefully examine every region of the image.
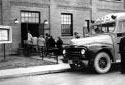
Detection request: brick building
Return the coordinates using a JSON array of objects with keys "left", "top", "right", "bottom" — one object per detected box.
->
[{"left": 0, "top": 0, "right": 124, "bottom": 54}]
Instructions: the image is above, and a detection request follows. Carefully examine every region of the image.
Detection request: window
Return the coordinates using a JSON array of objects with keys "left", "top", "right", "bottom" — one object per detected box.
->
[
  {"left": 21, "top": 11, "right": 40, "bottom": 23},
  {"left": 91, "top": 22, "right": 116, "bottom": 35},
  {"left": 61, "top": 13, "right": 73, "bottom": 36},
  {"left": 118, "top": 21, "right": 125, "bottom": 33}
]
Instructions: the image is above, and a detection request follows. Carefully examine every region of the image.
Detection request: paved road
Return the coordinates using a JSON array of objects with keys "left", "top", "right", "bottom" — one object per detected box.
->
[{"left": 0, "top": 64, "right": 125, "bottom": 85}]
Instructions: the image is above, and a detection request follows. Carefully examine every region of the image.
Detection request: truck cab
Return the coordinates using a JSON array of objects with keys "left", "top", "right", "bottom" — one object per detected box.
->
[{"left": 63, "top": 13, "right": 125, "bottom": 74}]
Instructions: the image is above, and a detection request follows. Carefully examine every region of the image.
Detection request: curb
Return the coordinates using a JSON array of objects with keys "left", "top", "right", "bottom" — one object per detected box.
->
[{"left": 0, "top": 68, "right": 70, "bottom": 80}]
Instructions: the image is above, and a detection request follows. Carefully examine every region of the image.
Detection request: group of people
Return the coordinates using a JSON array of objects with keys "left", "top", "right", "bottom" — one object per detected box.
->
[
  {"left": 25, "top": 31, "right": 63, "bottom": 56},
  {"left": 26, "top": 31, "right": 45, "bottom": 49},
  {"left": 45, "top": 33, "right": 63, "bottom": 55}
]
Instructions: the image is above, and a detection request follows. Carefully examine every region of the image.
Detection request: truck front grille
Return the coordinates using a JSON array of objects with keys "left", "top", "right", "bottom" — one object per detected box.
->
[{"left": 66, "top": 48, "right": 81, "bottom": 55}]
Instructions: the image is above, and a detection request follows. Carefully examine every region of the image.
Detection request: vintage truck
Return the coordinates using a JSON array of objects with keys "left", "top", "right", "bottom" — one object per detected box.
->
[{"left": 62, "top": 13, "right": 125, "bottom": 74}]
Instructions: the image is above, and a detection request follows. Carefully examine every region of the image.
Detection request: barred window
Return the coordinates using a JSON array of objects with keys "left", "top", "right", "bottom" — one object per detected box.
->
[
  {"left": 61, "top": 13, "right": 73, "bottom": 36},
  {"left": 21, "top": 11, "right": 40, "bottom": 23}
]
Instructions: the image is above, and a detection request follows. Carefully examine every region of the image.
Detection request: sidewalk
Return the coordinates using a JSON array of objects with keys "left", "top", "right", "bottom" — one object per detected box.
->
[{"left": 0, "top": 55, "right": 70, "bottom": 79}]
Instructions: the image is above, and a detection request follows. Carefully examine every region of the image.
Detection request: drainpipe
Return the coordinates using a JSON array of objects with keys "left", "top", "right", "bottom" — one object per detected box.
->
[
  {"left": 1, "top": 0, "right": 3, "bottom": 25},
  {"left": 49, "top": 5, "right": 51, "bottom": 35},
  {"left": 90, "top": 0, "right": 92, "bottom": 22},
  {"left": 48, "top": 0, "right": 51, "bottom": 35},
  {"left": 124, "top": 0, "right": 125, "bottom": 10},
  {"left": 89, "top": 0, "right": 93, "bottom": 34}
]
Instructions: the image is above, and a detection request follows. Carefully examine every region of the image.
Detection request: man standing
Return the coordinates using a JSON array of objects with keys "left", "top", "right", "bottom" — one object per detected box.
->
[
  {"left": 119, "top": 33, "right": 125, "bottom": 74},
  {"left": 56, "top": 37, "right": 63, "bottom": 55},
  {"left": 73, "top": 32, "right": 80, "bottom": 39},
  {"left": 37, "top": 35, "right": 45, "bottom": 58},
  {"left": 26, "top": 30, "right": 32, "bottom": 44}
]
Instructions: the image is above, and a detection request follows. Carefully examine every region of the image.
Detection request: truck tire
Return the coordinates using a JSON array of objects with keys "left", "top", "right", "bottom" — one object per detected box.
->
[{"left": 93, "top": 52, "right": 111, "bottom": 74}]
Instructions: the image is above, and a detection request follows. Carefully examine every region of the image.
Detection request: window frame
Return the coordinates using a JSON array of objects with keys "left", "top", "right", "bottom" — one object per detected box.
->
[
  {"left": 61, "top": 13, "right": 73, "bottom": 36},
  {"left": 21, "top": 10, "right": 40, "bottom": 24},
  {"left": 118, "top": 20, "right": 125, "bottom": 33}
]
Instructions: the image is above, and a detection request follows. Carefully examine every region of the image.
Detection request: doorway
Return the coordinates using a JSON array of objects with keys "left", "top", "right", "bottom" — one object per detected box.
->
[
  {"left": 21, "top": 23, "right": 40, "bottom": 47},
  {"left": 20, "top": 11, "right": 41, "bottom": 47}
]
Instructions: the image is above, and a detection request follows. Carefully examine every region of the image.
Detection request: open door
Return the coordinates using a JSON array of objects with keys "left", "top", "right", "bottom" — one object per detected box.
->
[{"left": 21, "top": 23, "right": 39, "bottom": 47}]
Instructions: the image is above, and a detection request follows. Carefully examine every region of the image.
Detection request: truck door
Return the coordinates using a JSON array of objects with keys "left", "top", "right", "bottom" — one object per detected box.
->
[
  {"left": 113, "top": 34, "right": 121, "bottom": 63},
  {"left": 114, "top": 20, "right": 125, "bottom": 62}
]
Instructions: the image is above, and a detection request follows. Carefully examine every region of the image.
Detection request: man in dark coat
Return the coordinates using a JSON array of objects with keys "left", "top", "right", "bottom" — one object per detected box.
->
[
  {"left": 119, "top": 34, "right": 125, "bottom": 74},
  {"left": 48, "top": 36, "right": 55, "bottom": 48},
  {"left": 45, "top": 33, "right": 50, "bottom": 49},
  {"left": 46, "top": 36, "right": 56, "bottom": 55},
  {"left": 56, "top": 37, "right": 63, "bottom": 55}
]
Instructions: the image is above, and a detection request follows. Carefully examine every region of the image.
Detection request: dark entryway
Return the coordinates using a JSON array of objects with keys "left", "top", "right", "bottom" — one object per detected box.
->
[
  {"left": 20, "top": 11, "right": 41, "bottom": 47},
  {"left": 21, "top": 23, "right": 40, "bottom": 47}
]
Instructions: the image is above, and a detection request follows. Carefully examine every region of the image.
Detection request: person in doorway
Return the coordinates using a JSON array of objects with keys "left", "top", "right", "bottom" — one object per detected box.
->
[
  {"left": 26, "top": 30, "right": 33, "bottom": 44},
  {"left": 56, "top": 37, "right": 63, "bottom": 55},
  {"left": 24, "top": 30, "right": 33, "bottom": 57},
  {"left": 32, "top": 36, "right": 38, "bottom": 51},
  {"left": 32, "top": 36, "right": 38, "bottom": 45},
  {"left": 119, "top": 33, "right": 125, "bottom": 74}
]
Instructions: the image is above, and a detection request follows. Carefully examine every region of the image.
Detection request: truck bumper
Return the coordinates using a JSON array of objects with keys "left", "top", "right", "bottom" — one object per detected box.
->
[{"left": 62, "top": 58, "right": 89, "bottom": 66}]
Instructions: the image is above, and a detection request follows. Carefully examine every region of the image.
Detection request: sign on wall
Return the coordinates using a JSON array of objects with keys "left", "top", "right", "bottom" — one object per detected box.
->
[{"left": 0, "top": 25, "right": 12, "bottom": 43}]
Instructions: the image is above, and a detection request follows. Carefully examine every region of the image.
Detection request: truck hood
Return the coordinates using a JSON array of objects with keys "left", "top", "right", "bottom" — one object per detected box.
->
[{"left": 70, "top": 35, "right": 113, "bottom": 46}]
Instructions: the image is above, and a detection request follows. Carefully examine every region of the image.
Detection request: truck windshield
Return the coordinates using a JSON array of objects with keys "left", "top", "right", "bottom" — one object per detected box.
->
[{"left": 91, "top": 22, "right": 116, "bottom": 35}]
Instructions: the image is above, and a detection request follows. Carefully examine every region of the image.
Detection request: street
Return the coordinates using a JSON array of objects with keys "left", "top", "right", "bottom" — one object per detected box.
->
[{"left": 0, "top": 64, "right": 125, "bottom": 85}]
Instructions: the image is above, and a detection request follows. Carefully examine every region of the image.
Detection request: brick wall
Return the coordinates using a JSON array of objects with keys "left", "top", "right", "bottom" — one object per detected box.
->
[
  {"left": 50, "top": 0, "right": 91, "bottom": 44},
  {"left": 0, "top": 0, "right": 50, "bottom": 54},
  {"left": 0, "top": 0, "right": 124, "bottom": 54}
]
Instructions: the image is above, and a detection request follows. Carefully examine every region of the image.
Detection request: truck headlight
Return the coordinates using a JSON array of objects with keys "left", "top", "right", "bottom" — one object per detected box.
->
[
  {"left": 81, "top": 49, "right": 86, "bottom": 55},
  {"left": 63, "top": 50, "right": 66, "bottom": 55}
]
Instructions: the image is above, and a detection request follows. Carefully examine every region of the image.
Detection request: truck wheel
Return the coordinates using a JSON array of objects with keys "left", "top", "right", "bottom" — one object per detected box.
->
[
  {"left": 93, "top": 52, "right": 111, "bottom": 74},
  {"left": 70, "top": 63, "right": 83, "bottom": 71}
]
